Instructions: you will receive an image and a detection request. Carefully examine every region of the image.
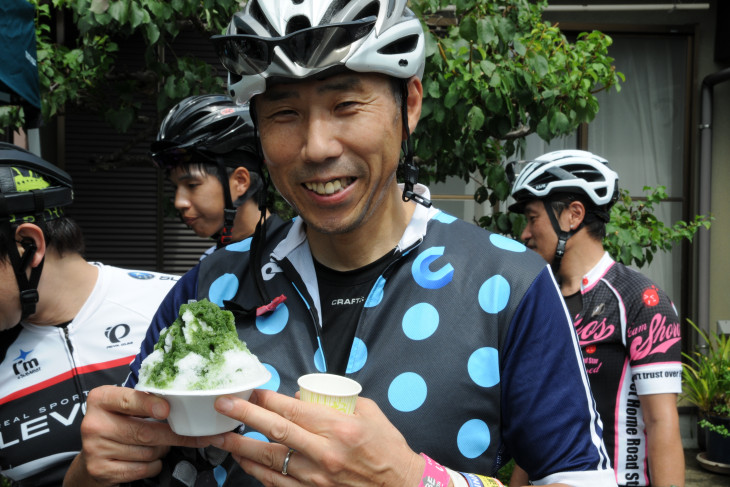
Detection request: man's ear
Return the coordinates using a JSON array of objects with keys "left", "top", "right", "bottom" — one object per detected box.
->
[
  {"left": 404, "top": 76, "right": 423, "bottom": 139},
  {"left": 14, "top": 223, "right": 46, "bottom": 268},
  {"left": 568, "top": 200, "right": 587, "bottom": 228},
  {"left": 230, "top": 166, "right": 252, "bottom": 200}
]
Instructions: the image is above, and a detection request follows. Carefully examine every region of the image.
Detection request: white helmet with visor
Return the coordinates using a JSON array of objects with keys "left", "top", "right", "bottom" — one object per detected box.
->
[{"left": 212, "top": 0, "right": 426, "bottom": 103}]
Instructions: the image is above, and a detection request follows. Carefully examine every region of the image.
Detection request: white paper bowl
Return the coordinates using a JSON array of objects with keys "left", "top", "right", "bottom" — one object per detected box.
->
[{"left": 136, "top": 368, "right": 271, "bottom": 436}]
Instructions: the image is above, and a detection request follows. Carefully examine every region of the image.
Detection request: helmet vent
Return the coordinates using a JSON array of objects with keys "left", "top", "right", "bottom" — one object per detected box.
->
[
  {"left": 355, "top": 1, "right": 380, "bottom": 21},
  {"left": 322, "top": 0, "right": 354, "bottom": 24},
  {"left": 248, "top": 1, "right": 274, "bottom": 35},
  {"left": 286, "top": 15, "right": 311, "bottom": 34},
  {"left": 378, "top": 34, "right": 419, "bottom": 55}
]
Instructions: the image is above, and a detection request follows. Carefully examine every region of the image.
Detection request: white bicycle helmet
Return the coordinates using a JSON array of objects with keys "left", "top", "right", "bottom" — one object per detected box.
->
[
  {"left": 508, "top": 150, "right": 619, "bottom": 213},
  {"left": 212, "top": 0, "right": 426, "bottom": 103},
  {"left": 508, "top": 150, "right": 619, "bottom": 271}
]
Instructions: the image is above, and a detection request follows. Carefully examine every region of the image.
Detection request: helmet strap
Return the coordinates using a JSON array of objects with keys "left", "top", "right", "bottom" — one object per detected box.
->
[
  {"left": 214, "top": 157, "right": 236, "bottom": 248},
  {"left": 399, "top": 80, "right": 431, "bottom": 208},
  {"left": 543, "top": 200, "right": 580, "bottom": 272},
  {"left": 1, "top": 217, "right": 43, "bottom": 320}
]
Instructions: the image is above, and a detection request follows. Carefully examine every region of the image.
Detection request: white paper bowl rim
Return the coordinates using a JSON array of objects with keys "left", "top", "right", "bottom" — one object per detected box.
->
[{"left": 136, "top": 368, "right": 271, "bottom": 397}]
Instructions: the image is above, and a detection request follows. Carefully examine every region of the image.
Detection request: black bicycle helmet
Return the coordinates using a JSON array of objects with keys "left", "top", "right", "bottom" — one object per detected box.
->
[
  {"left": 507, "top": 150, "right": 619, "bottom": 270},
  {"left": 0, "top": 142, "right": 74, "bottom": 319},
  {"left": 151, "top": 94, "right": 264, "bottom": 246}
]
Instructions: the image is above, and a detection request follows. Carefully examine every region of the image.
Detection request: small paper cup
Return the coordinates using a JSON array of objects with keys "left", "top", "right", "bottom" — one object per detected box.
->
[
  {"left": 297, "top": 373, "right": 362, "bottom": 415},
  {"left": 137, "top": 368, "right": 271, "bottom": 436}
]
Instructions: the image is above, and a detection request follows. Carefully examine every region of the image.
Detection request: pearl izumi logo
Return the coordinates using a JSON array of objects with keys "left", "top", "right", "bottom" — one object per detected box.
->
[
  {"left": 105, "top": 324, "right": 133, "bottom": 348},
  {"left": 13, "top": 349, "right": 41, "bottom": 378},
  {"left": 128, "top": 271, "right": 154, "bottom": 280}
]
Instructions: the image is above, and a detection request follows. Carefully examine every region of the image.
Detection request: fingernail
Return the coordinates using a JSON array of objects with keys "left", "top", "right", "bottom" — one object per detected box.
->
[
  {"left": 209, "top": 435, "right": 224, "bottom": 447},
  {"left": 216, "top": 396, "right": 233, "bottom": 413}
]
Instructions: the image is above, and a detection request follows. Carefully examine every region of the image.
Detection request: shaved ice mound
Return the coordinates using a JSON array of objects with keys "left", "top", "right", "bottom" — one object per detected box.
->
[{"left": 137, "top": 299, "right": 268, "bottom": 391}]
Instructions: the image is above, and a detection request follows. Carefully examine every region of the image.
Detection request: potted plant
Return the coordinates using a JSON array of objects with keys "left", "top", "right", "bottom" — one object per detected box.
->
[{"left": 682, "top": 319, "right": 730, "bottom": 467}]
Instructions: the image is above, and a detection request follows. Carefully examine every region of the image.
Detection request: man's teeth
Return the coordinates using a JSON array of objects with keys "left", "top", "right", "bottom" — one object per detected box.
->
[{"left": 305, "top": 178, "right": 351, "bottom": 195}]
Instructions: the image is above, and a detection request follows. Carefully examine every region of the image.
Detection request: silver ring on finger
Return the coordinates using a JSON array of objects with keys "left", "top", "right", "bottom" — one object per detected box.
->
[{"left": 281, "top": 448, "right": 295, "bottom": 476}]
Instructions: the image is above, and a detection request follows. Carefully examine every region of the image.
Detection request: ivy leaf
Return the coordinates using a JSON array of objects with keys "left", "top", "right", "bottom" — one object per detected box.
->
[
  {"left": 108, "top": 0, "right": 129, "bottom": 24},
  {"left": 460, "top": 16, "right": 478, "bottom": 43},
  {"left": 468, "top": 106, "right": 485, "bottom": 131},
  {"left": 90, "top": 0, "right": 109, "bottom": 15}
]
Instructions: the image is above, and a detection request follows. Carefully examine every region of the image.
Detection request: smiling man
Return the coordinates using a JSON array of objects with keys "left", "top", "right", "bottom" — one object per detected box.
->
[{"left": 68, "top": 2, "right": 617, "bottom": 487}]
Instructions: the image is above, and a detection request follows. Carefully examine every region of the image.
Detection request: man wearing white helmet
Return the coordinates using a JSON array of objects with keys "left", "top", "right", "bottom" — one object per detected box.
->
[
  {"left": 68, "top": 3, "right": 616, "bottom": 487},
  {"left": 508, "top": 150, "right": 685, "bottom": 487}
]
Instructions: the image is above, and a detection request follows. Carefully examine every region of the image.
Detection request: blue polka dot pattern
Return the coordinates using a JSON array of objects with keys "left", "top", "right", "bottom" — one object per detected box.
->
[
  {"left": 314, "top": 345, "right": 326, "bottom": 372},
  {"left": 412, "top": 246, "right": 454, "bottom": 290},
  {"left": 225, "top": 237, "right": 252, "bottom": 253},
  {"left": 260, "top": 364, "right": 280, "bottom": 391},
  {"left": 208, "top": 274, "right": 239, "bottom": 306},
  {"left": 478, "top": 275, "right": 510, "bottom": 314},
  {"left": 433, "top": 211, "right": 457, "bottom": 224},
  {"left": 364, "top": 276, "right": 386, "bottom": 307},
  {"left": 214, "top": 465, "right": 226, "bottom": 486},
  {"left": 457, "top": 419, "right": 490, "bottom": 458},
  {"left": 256, "top": 302, "right": 289, "bottom": 335},
  {"left": 346, "top": 337, "right": 368, "bottom": 373},
  {"left": 489, "top": 233, "right": 526, "bottom": 253},
  {"left": 243, "top": 431, "right": 269, "bottom": 442},
  {"left": 388, "top": 372, "right": 427, "bottom": 412},
  {"left": 467, "top": 347, "right": 500, "bottom": 388},
  {"left": 402, "top": 303, "right": 439, "bottom": 340}
]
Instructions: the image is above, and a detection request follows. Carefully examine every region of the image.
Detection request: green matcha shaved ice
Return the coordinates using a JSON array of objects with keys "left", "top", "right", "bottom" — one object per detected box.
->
[{"left": 137, "top": 299, "right": 267, "bottom": 390}]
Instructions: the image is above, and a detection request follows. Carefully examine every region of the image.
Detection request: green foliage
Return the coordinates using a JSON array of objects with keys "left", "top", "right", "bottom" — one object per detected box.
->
[
  {"left": 412, "top": 0, "right": 623, "bottom": 213},
  {"left": 605, "top": 186, "right": 713, "bottom": 267},
  {"left": 1, "top": 0, "right": 239, "bottom": 136},
  {"left": 497, "top": 458, "right": 515, "bottom": 483},
  {"left": 682, "top": 319, "right": 730, "bottom": 420}
]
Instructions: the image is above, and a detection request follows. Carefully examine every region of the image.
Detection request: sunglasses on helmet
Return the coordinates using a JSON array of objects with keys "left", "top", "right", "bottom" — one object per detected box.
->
[{"left": 211, "top": 16, "right": 377, "bottom": 76}]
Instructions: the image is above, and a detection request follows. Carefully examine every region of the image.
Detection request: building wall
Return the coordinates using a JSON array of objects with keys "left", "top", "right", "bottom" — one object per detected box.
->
[{"left": 542, "top": 1, "right": 729, "bottom": 335}]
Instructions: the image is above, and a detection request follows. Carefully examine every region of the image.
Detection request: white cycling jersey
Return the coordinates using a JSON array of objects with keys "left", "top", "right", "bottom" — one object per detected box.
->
[{"left": 0, "top": 263, "right": 178, "bottom": 486}]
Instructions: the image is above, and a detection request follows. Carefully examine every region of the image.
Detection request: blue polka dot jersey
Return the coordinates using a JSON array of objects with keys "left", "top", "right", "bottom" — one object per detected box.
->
[{"left": 126, "top": 189, "right": 617, "bottom": 486}]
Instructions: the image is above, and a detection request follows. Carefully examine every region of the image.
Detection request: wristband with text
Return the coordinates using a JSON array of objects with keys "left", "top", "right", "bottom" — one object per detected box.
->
[
  {"left": 419, "top": 453, "right": 451, "bottom": 487},
  {"left": 461, "top": 472, "right": 505, "bottom": 487}
]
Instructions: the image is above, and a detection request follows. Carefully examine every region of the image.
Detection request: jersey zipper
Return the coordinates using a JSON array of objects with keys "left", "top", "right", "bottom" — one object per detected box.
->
[{"left": 61, "top": 325, "right": 87, "bottom": 408}]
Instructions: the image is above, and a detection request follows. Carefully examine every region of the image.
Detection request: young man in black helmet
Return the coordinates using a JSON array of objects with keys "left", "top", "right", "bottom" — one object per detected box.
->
[
  {"left": 507, "top": 150, "right": 684, "bottom": 487},
  {"left": 69, "top": 2, "right": 616, "bottom": 487},
  {"left": 151, "top": 94, "right": 271, "bottom": 257},
  {"left": 0, "top": 142, "right": 187, "bottom": 486}
]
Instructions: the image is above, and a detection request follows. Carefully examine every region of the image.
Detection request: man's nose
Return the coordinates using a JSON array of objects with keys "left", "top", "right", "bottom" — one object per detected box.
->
[{"left": 302, "top": 115, "right": 344, "bottom": 163}]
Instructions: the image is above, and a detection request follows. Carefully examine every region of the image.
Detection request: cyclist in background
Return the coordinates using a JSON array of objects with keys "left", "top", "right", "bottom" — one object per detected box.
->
[
  {"left": 508, "top": 150, "right": 684, "bottom": 487},
  {"left": 0, "top": 142, "right": 179, "bottom": 486},
  {"left": 151, "top": 94, "right": 272, "bottom": 259}
]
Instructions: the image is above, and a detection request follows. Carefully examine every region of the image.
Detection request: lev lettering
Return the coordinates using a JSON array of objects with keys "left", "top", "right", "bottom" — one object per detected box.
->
[
  {"left": 629, "top": 313, "right": 681, "bottom": 360},
  {"left": 0, "top": 403, "right": 81, "bottom": 448}
]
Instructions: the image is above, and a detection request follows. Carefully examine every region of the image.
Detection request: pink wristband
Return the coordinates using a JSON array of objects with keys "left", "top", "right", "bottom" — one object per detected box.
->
[{"left": 419, "top": 453, "right": 451, "bottom": 487}]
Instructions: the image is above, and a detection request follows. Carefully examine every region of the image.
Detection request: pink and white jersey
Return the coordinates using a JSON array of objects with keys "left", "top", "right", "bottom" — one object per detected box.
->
[{"left": 574, "top": 252, "right": 682, "bottom": 487}]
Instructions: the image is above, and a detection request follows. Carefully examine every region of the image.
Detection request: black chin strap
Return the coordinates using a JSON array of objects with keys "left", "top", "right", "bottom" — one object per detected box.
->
[
  {"left": 215, "top": 157, "right": 236, "bottom": 248},
  {"left": 399, "top": 80, "right": 431, "bottom": 208},
  {"left": 543, "top": 200, "right": 581, "bottom": 272},
  {"left": 1, "top": 195, "right": 44, "bottom": 320}
]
